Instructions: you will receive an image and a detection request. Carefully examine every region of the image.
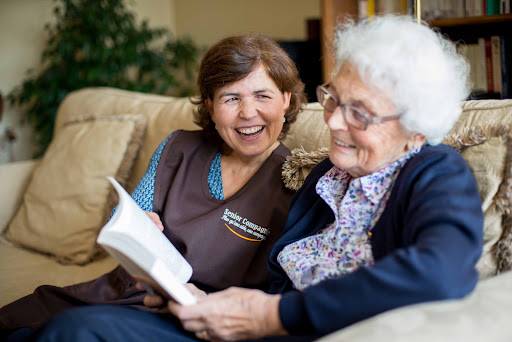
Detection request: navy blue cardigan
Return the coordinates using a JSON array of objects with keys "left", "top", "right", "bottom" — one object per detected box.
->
[{"left": 268, "top": 144, "right": 484, "bottom": 337}]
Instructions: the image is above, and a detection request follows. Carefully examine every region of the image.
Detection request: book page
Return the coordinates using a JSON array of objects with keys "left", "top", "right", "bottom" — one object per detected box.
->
[{"left": 97, "top": 177, "right": 195, "bottom": 304}]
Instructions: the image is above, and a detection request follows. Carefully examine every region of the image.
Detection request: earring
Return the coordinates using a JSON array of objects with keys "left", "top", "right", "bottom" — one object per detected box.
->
[{"left": 283, "top": 116, "right": 286, "bottom": 123}]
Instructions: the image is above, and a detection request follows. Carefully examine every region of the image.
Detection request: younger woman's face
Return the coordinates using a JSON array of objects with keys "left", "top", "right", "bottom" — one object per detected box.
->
[{"left": 206, "top": 65, "right": 291, "bottom": 161}]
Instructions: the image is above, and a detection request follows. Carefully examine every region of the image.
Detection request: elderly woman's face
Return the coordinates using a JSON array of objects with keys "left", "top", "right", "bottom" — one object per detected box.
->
[
  {"left": 206, "top": 65, "right": 291, "bottom": 160},
  {"left": 325, "top": 63, "right": 414, "bottom": 178}
]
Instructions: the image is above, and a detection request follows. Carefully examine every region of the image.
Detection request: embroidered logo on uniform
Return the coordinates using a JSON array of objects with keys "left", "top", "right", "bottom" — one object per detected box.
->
[{"left": 221, "top": 208, "right": 270, "bottom": 242}]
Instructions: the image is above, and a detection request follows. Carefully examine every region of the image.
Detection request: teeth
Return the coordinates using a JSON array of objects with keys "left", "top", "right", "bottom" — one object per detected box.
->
[
  {"left": 237, "top": 126, "right": 263, "bottom": 135},
  {"left": 334, "top": 138, "right": 353, "bottom": 147}
]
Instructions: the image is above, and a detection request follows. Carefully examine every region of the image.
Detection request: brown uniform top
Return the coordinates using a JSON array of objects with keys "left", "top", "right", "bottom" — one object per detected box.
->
[
  {"left": 0, "top": 130, "right": 294, "bottom": 331},
  {"left": 154, "top": 130, "right": 294, "bottom": 290}
]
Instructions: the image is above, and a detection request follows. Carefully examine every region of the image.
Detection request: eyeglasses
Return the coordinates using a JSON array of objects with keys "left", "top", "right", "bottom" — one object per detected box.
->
[{"left": 316, "top": 83, "right": 402, "bottom": 130}]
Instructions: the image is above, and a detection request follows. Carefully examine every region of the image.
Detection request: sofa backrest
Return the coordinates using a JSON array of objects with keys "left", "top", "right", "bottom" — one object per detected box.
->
[
  {"left": 55, "top": 87, "right": 512, "bottom": 278},
  {"left": 55, "top": 87, "right": 331, "bottom": 191}
]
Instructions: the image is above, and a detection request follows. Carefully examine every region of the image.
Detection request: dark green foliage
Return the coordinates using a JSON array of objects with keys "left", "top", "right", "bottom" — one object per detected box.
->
[{"left": 8, "top": 0, "right": 199, "bottom": 156}]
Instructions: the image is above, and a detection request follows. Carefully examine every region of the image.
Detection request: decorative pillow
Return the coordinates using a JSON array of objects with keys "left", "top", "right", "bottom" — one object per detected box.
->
[
  {"left": 282, "top": 147, "right": 330, "bottom": 191},
  {"left": 443, "top": 123, "right": 512, "bottom": 277},
  {"left": 4, "top": 114, "right": 146, "bottom": 265}
]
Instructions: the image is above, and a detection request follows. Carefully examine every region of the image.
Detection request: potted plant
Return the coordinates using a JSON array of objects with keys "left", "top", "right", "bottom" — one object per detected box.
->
[{"left": 8, "top": 0, "right": 199, "bottom": 156}]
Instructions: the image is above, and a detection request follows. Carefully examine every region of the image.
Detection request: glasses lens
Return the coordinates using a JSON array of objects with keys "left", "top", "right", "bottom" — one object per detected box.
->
[
  {"left": 343, "top": 106, "right": 367, "bottom": 130},
  {"left": 317, "top": 87, "right": 337, "bottom": 112}
]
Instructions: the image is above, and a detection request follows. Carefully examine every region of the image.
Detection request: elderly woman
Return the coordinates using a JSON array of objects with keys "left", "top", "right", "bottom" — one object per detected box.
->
[
  {"left": 23, "top": 15, "right": 483, "bottom": 342},
  {"left": 0, "top": 34, "right": 306, "bottom": 341}
]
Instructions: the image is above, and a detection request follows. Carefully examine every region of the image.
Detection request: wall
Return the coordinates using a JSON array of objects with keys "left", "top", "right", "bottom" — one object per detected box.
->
[
  {"left": 175, "top": 0, "right": 321, "bottom": 47},
  {"left": 0, "top": 0, "right": 176, "bottom": 161},
  {"left": 0, "top": 0, "right": 54, "bottom": 161},
  {"left": 0, "top": 0, "right": 320, "bottom": 161}
]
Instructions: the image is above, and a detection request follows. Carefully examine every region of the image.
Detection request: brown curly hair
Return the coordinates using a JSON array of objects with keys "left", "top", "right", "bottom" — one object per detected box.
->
[{"left": 191, "top": 34, "right": 307, "bottom": 140}]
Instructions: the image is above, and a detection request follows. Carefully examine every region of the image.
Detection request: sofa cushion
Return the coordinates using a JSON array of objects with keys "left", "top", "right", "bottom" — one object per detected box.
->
[
  {"left": 0, "top": 243, "right": 118, "bottom": 307},
  {"left": 4, "top": 114, "right": 146, "bottom": 265},
  {"left": 443, "top": 123, "right": 512, "bottom": 278},
  {"left": 54, "top": 88, "right": 200, "bottom": 193}
]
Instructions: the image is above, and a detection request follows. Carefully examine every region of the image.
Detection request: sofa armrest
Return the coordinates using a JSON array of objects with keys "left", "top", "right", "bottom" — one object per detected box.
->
[
  {"left": 0, "top": 160, "right": 38, "bottom": 234},
  {"left": 317, "top": 270, "right": 512, "bottom": 342}
]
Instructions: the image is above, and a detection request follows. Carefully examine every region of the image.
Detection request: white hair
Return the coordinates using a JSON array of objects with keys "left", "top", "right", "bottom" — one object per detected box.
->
[{"left": 332, "top": 15, "right": 470, "bottom": 145}]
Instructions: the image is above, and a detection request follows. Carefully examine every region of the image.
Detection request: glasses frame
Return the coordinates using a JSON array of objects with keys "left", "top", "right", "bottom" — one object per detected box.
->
[{"left": 316, "top": 83, "right": 403, "bottom": 130}]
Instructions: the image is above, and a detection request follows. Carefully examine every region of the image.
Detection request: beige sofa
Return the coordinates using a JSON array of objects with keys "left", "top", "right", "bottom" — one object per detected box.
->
[{"left": 1, "top": 87, "right": 511, "bottom": 341}]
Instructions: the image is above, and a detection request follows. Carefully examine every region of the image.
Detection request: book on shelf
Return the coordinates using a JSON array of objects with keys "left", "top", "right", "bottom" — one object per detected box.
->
[
  {"left": 503, "top": 0, "right": 511, "bottom": 14},
  {"left": 491, "top": 36, "right": 503, "bottom": 96},
  {"left": 422, "top": 0, "right": 510, "bottom": 19},
  {"left": 484, "top": 37, "right": 494, "bottom": 94},
  {"left": 358, "top": 0, "right": 408, "bottom": 20},
  {"left": 487, "top": 0, "right": 501, "bottom": 15},
  {"left": 96, "top": 177, "right": 197, "bottom": 306},
  {"left": 477, "top": 38, "right": 489, "bottom": 93},
  {"left": 501, "top": 35, "right": 511, "bottom": 98},
  {"left": 459, "top": 35, "right": 511, "bottom": 99}
]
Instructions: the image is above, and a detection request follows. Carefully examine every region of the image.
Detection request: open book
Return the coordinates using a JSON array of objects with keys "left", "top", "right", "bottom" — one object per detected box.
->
[{"left": 96, "top": 177, "right": 197, "bottom": 305}]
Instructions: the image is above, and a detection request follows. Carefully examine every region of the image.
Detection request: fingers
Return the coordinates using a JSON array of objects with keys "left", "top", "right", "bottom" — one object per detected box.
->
[
  {"left": 143, "top": 293, "right": 165, "bottom": 308},
  {"left": 195, "top": 330, "right": 210, "bottom": 341},
  {"left": 185, "top": 283, "right": 207, "bottom": 298},
  {"left": 144, "top": 211, "right": 164, "bottom": 231},
  {"left": 167, "top": 298, "right": 182, "bottom": 316}
]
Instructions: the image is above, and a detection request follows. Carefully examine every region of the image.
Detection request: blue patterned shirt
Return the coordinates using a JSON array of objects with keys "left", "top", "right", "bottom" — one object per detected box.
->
[{"left": 128, "top": 132, "right": 224, "bottom": 213}]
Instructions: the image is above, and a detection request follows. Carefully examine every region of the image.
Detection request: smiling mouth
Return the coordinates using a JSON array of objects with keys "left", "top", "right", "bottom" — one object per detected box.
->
[
  {"left": 236, "top": 126, "right": 264, "bottom": 137},
  {"left": 334, "top": 138, "right": 354, "bottom": 148}
]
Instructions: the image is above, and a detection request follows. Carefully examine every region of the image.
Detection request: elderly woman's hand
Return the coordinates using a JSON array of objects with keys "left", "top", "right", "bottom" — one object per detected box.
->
[{"left": 168, "top": 287, "right": 286, "bottom": 341}]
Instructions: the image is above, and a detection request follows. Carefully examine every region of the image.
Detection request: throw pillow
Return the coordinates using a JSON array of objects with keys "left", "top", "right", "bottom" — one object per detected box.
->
[
  {"left": 443, "top": 123, "right": 512, "bottom": 277},
  {"left": 4, "top": 114, "right": 146, "bottom": 265},
  {"left": 281, "top": 147, "right": 329, "bottom": 191}
]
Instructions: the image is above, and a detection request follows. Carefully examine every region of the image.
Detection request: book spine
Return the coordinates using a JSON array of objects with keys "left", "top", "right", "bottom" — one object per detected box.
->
[
  {"left": 457, "top": 0, "right": 467, "bottom": 17},
  {"left": 501, "top": 35, "right": 510, "bottom": 98},
  {"left": 486, "top": 0, "right": 500, "bottom": 14},
  {"left": 401, "top": 0, "right": 408, "bottom": 14},
  {"left": 477, "top": 38, "right": 488, "bottom": 93},
  {"left": 475, "top": 0, "right": 484, "bottom": 15},
  {"left": 485, "top": 37, "right": 494, "bottom": 93},
  {"left": 368, "top": 0, "right": 376, "bottom": 16},
  {"left": 491, "top": 36, "right": 502, "bottom": 96},
  {"left": 358, "top": 0, "right": 369, "bottom": 20}
]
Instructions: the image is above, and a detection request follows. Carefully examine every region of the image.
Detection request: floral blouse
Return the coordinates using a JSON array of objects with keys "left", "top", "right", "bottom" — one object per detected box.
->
[{"left": 277, "top": 148, "right": 421, "bottom": 291}]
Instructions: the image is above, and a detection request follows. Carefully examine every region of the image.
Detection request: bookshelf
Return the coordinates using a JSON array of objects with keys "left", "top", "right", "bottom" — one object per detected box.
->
[
  {"left": 320, "top": 0, "right": 512, "bottom": 99},
  {"left": 429, "top": 13, "right": 512, "bottom": 99}
]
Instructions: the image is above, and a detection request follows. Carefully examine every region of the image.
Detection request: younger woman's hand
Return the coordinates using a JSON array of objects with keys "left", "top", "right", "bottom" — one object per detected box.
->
[
  {"left": 137, "top": 283, "right": 207, "bottom": 314},
  {"left": 144, "top": 211, "right": 164, "bottom": 231}
]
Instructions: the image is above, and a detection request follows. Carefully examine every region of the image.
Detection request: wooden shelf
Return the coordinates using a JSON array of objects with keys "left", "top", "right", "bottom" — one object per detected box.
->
[{"left": 429, "top": 14, "right": 512, "bottom": 28}]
